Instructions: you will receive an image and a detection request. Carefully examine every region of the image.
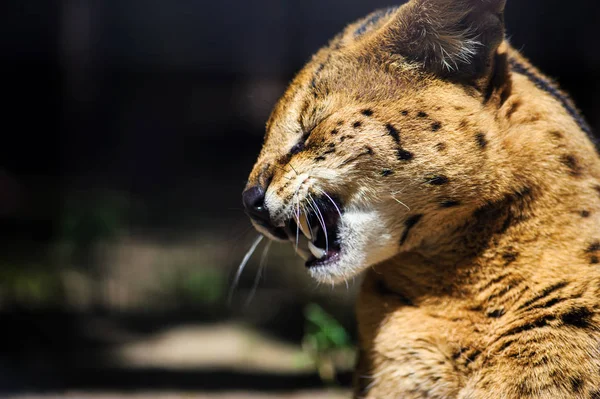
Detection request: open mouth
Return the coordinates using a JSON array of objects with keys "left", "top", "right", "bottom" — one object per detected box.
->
[{"left": 284, "top": 197, "right": 342, "bottom": 268}]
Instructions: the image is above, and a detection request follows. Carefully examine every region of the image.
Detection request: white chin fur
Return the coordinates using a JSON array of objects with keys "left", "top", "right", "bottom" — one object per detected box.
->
[{"left": 307, "top": 209, "right": 397, "bottom": 285}]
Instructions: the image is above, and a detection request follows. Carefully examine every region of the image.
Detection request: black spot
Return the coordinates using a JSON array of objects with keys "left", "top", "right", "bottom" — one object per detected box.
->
[
  {"left": 339, "top": 135, "right": 354, "bottom": 142},
  {"left": 502, "top": 251, "right": 519, "bottom": 265},
  {"left": 353, "top": 121, "right": 362, "bottom": 129},
  {"left": 590, "top": 390, "right": 600, "bottom": 399},
  {"left": 440, "top": 200, "right": 461, "bottom": 208},
  {"left": 397, "top": 149, "right": 414, "bottom": 161},
  {"left": 365, "top": 146, "right": 374, "bottom": 155},
  {"left": 475, "top": 132, "right": 488, "bottom": 149},
  {"left": 400, "top": 214, "right": 423, "bottom": 245},
  {"left": 431, "top": 122, "right": 442, "bottom": 132},
  {"left": 417, "top": 111, "right": 428, "bottom": 118},
  {"left": 561, "top": 306, "right": 593, "bottom": 328},
  {"left": 381, "top": 169, "right": 393, "bottom": 177},
  {"left": 315, "top": 156, "right": 326, "bottom": 162},
  {"left": 581, "top": 210, "right": 591, "bottom": 218},
  {"left": 561, "top": 154, "right": 583, "bottom": 176},
  {"left": 330, "top": 128, "right": 338, "bottom": 135},
  {"left": 594, "top": 185, "right": 600, "bottom": 197},
  {"left": 487, "top": 309, "right": 505, "bottom": 318},
  {"left": 465, "top": 349, "right": 481, "bottom": 364},
  {"left": 587, "top": 241, "right": 600, "bottom": 252},
  {"left": 385, "top": 123, "right": 400, "bottom": 143},
  {"left": 336, "top": 121, "right": 343, "bottom": 126},
  {"left": 328, "top": 143, "right": 336, "bottom": 149},
  {"left": 323, "top": 149, "right": 335, "bottom": 155},
  {"left": 591, "top": 256, "right": 599, "bottom": 265},
  {"left": 549, "top": 130, "right": 563, "bottom": 139},
  {"left": 426, "top": 175, "right": 449, "bottom": 185},
  {"left": 435, "top": 142, "right": 446, "bottom": 152},
  {"left": 401, "top": 110, "right": 409, "bottom": 116},
  {"left": 361, "top": 109, "right": 374, "bottom": 117}
]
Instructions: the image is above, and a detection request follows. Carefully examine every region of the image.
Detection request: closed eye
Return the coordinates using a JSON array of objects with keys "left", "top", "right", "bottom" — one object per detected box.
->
[{"left": 290, "top": 142, "right": 305, "bottom": 155}]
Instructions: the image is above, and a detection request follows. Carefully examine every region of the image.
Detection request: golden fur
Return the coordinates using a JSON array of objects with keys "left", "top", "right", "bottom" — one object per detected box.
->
[{"left": 244, "top": 0, "right": 600, "bottom": 397}]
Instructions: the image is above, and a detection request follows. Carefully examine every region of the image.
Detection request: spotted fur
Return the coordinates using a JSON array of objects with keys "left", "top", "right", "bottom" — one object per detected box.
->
[{"left": 244, "top": 0, "right": 600, "bottom": 397}]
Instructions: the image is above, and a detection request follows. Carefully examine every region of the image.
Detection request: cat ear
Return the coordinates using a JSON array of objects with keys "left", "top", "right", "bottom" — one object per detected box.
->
[{"left": 378, "top": 0, "right": 506, "bottom": 78}]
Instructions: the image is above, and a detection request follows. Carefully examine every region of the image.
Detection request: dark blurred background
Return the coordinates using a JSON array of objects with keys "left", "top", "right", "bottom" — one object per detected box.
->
[{"left": 0, "top": 1, "right": 598, "bottom": 398}]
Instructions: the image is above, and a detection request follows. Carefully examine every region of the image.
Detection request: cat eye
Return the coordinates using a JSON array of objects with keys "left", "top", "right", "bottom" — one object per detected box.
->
[{"left": 290, "top": 142, "right": 305, "bottom": 155}]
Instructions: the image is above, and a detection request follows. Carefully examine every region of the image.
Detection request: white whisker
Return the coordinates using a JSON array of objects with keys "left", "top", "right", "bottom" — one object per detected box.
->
[
  {"left": 309, "top": 193, "right": 328, "bottom": 252},
  {"left": 391, "top": 196, "right": 411, "bottom": 211},
  {"left": 293, "top": 187, "right": 301, "bottom": 252},
  {"left": 228, "top": 235, "right": 264, "bottom": 304},
  {"left": 315, "top": 187, "right": 343, "bottom": 219},
  {"left": 244, "top": 239, "right": 272, "bottom": 308}
]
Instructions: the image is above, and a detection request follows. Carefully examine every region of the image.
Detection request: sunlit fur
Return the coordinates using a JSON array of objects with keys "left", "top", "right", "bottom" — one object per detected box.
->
[{"left": 245, "top": 0, "right": 600, "bottom": 397}]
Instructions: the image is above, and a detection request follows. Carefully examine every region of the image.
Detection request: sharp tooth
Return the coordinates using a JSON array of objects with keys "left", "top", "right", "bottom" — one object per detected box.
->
[
  {"left": 298, "top": 213, "right": 312, "bottom": 240},
  {"left": 308, "top": 241, "right": 327, "bottom": 259}
]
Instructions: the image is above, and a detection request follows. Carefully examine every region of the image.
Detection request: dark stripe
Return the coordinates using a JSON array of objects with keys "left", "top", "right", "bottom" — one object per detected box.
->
[
  {"left": 486, "top": 308, "right": 505, "bottom": 318},
  {"left": 526, "top": 296, "right": 568, "bottom": 311},
  {"left": 517, "top": 281, "right": 569, "bottom": 311},
  {"left": 426, "top": 175, "right": 449, "bottom": 185},
  {"left": 561, "top": 306, "right": 593, "bottom": 328},
  {"left": 386, "top": 123, "right": 414, "bottom": 161},
  {"left": 501, "top": 314, "right": 556, "bottom": 337},
  {"left": 386, "top": 123, "right": 400, "bottom": 144},
  {"left": 480, "top": 273, "right": 511, "bottom": 292},
  {"left": 400, "top": 214, "right": 423, "bottom": 245},
  {"left": 486, "top": 278, "right": 524, "bottom": 302},
  {"left": 440, "top": 199, "right": 461, "bottom": 208},
  {"left": 509, "top": 58, "right": 596, "bottom": 145},
  {"left": 496, "top": 339, "right": 516, "bottom": 353},
  {"left": 560, "top": 154, "right": 583, "bottom": 176},
  {"left": 310, "top": 63, "right": 325, "bottom": 89},
  {"left": 506, "top": 100, "right": 521, "bottom": 118},
  {"left": 354, "top": 7, "right": 399, "bottom": 37}
]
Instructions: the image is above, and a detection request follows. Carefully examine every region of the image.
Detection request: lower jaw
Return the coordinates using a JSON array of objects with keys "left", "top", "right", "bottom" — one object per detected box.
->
[{"left": 305, "top": 251, "right": 341, "bottom": 268}]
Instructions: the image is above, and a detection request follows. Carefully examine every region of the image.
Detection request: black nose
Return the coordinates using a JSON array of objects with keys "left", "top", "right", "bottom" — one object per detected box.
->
[{"left": 242, "top": 186, "right": 270, "bottom": 223}]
